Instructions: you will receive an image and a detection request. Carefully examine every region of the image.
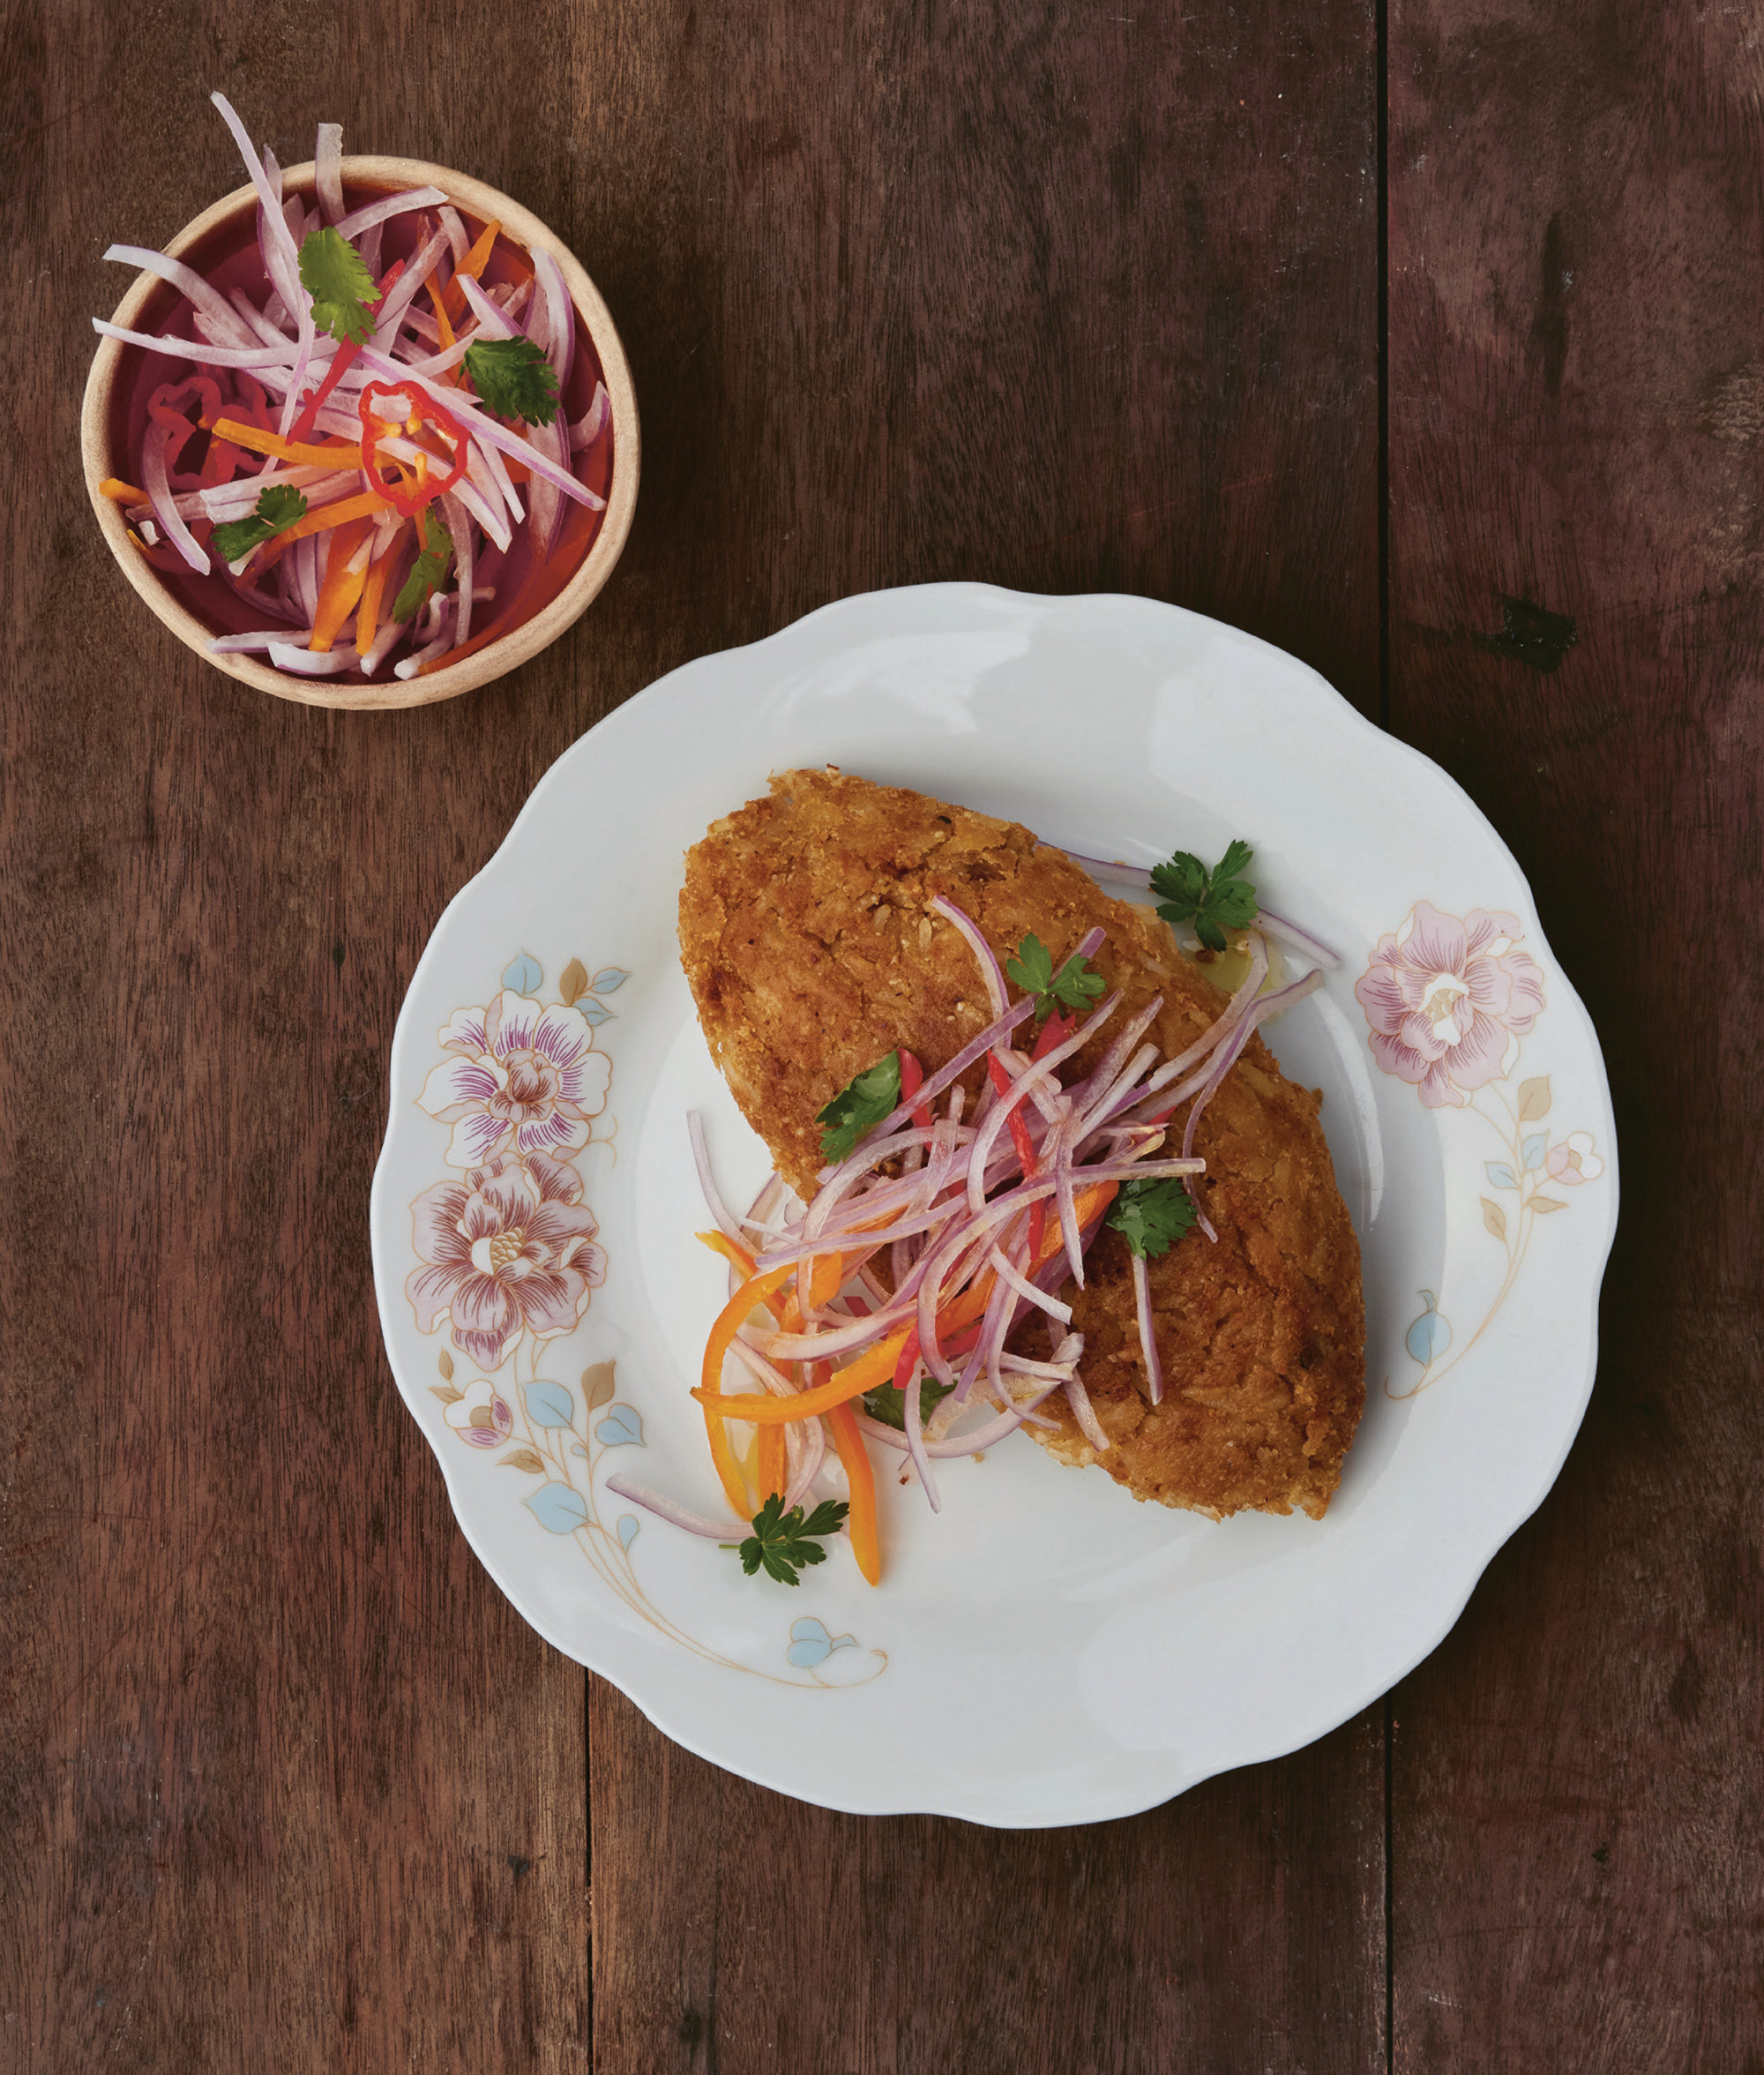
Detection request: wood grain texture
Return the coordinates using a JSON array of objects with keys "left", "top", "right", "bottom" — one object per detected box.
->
[{"left": 1387, "top": 2, "right": 1764, "bottom": 2066}]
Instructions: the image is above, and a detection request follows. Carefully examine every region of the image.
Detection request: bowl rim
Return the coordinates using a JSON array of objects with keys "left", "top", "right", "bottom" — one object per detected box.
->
[{"left": 79, "top": 154, "right": 639, "bottom": 711}]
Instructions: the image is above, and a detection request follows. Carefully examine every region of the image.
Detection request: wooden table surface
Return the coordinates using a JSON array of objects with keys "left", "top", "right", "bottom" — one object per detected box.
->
[{"left": 4, "top": 3, "right": 1758, "bottom": 2069}]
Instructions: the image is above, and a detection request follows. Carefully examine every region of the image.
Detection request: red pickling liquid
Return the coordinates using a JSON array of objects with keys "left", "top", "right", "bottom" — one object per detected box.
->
[{"left": 101, "top": 184, "right": 615, "bottom": 681}]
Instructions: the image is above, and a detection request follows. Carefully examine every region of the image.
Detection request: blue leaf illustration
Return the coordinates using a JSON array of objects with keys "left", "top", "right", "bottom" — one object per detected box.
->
[
  {"left": 579, "top": 1000, "right": 614, "bottom": 1027},
  {"left": 1521, "top": 1133, "right": 1549, "bottom": 1172},
  {"left": 526, "top": 1379, "right": 576, "bottom": 1428},
  {"left": 617, "top": 1514, "right": 639, "bottom": 1552},
  {"left": 524, "top": 1482, "right": 589, "bottom": 1534},
  {"left": 594, "top": 1403, "right": 645, "bottom": 1449},
  {"left": 591, "top": 967, "right": 629, "bottom": 993},
  {"left": 1484, "top": 1161, "right": 1518, "bottom": 1190},
  {"left": 786, "top": 1616, "right": 857, "bottom": 1669},
  {"left": 1406, "top": 1291, "right": 1453, "bottom": 1365},
  {"left": 502, "top": 952, "right": 543, "bottom": 996}
]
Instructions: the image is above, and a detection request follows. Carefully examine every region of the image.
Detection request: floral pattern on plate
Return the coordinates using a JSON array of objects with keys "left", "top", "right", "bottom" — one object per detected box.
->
[
  {"left": 1357, "top": 903, "right": 1605, "bottom": 1398},
  {"left": 407, "top": 952, "right": 886, "bottom": 1689}
]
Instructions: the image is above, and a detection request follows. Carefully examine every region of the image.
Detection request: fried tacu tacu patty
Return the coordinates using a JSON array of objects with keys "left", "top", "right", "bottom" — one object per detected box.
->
[{"left": 677, "top": 768, "right": 1364, "bottom": 1520}]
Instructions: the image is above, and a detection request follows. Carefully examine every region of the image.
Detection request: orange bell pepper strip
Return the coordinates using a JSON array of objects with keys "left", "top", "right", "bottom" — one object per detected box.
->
[
  {"left": 699, "top": 1265, "right": 795, "bottom": 1515},
  {"left": 755, "top": 1422, "right": 789, "bottom": 1505},
  {"left": 308, "top": 519, "right": 374, "bottom": 652},
  {"left": 825, "top": 1398, "right": 881, "bottom": 1584}
]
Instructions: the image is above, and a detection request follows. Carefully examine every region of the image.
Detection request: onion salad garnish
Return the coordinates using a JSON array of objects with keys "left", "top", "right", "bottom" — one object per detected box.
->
[
  {"left": 621, "top": 851, "right": 1334, "bottom": 1586},
  {"left": 92, "top": 97, "right": 611, "bottom": 685}
]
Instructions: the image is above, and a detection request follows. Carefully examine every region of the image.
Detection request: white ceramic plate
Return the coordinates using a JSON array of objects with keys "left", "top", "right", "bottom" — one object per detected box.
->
[{"left": 370, "top": 584, "right": 1618, "bottom": 1828}]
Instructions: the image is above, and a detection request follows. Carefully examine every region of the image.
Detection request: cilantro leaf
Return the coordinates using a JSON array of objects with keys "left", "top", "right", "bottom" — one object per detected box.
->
[
  {"left": 298, "top": 228, "right": 381, "bottom": 345},
  {"left": 392, "top": 506, "right": 454, "bottom": 623},
  {"left": 209, "top": 483, "right": 308, "bottom": 565},
  {"left": 1005, "top": 933, "right": 1106, "bottom": 1023},
  {"left": 1149, "top": 839, "right": 1259, "bottom": 954},
  {"left": 817, "top": 1052, "right": 902, "bottom": 1162},
  {"left": 462, "top": 337, "right": 561, "bottom": 425},
  {"left": 734, "top": 1492, "right": 851, "bottom": 1585},
  {"left": 1105, "top": 1177, "right": 1200, "bottom": 1260},
  {"left": 861, "top": 1376, "right": 956, "bottom": 1431}
]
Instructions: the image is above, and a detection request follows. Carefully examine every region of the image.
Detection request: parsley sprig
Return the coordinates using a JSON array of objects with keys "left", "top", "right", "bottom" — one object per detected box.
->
[
  {"left": 861, "top": 1376, "right": 956, "bottom": 1431},
  {"left": 463, "top": 337, "right": 561, "bottom": 425},
  {"left": 392, "top": 506, "right": 454, "bottom": 623},
  {"left": 1105, "top": 1177, "right": 1200, "bottom": 1259},
  {"left": 817, "top": 1052, "right": 901, "bottom": 1162},
  {"left": 729, "top": 1493, "right": 851, "bottom": 1585},
  {"left": 210, "top": 484, "right": 308, "bottom": 566},
  {"left": 298, "top": 228, "right": 382, "bottom": 345},
  {"left": 1149, "top": 839, "right": 1259, "bottom": 955},
  {"left": 1005, "top": 933, "right": 1105, "bottom": 1023}
]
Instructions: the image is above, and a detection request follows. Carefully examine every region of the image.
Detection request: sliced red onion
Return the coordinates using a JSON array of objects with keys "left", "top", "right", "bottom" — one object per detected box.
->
[
  {"left": 571, "top": 380, "right": 611, "bottom": 452},
  {"left": 928, "top": 894, "right": 1008, "bottom": 1019},
  {"left": 783, "top": 1413, "right": 826, "bottom": 1509},
  {"left": 602, "top": 1474, "right": 743, "bottom": 1539},
  {"left": 369, "top": 231, "right": 450, "bottom": 350},
  {"left": 266, "top": 641, "right": 361, "bottom": 676},
  {"left": 333, "top": 186, "right": 452, "bottom": 242},
  {"left": 92, "top": 318, "right": 297, "bottom": 369},
  {"left": 901, "top": 1371, "right": 941, "bottom": 1512},
  {"left": 986, "top": 1242, "right": 1073, "bottom": 1323},
  {"left": 315, "top": 123, "right": 345, "bottom": 223},
  {"left": 1064, "top": 1374, "right": 1112, "bottom": 1453},
  {"left": 853, "top": 1383, "right": 1061, "bottom": 1459},
  {"left": 457, "top": 273, "right": 520, "bottom": 341},
  {"left": 102, "top": 244, "right": 258, "bottom": 348},
  {"left": 209, "top": 628, "right": 311, "bottom": 653},
  {"left": 440, "top": 488, "right": 475, "bottom": 649},
  {"left": 141, "top": 421, "right": 208, "bottom": 573},
  {"left": 1131, "top": 1250, "right": 1164, "bottom": 1405},
  {"left": 688, "top": 1111, "right": 747, "bottom": 1245},
  {"left": 1254, "top": 904, "right": 1342, "bottom": 970}
]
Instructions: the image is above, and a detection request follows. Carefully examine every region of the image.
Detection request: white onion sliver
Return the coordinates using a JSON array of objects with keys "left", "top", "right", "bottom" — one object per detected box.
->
[{"left": 333, "top": 186, "right": 451, "bottom": 242}]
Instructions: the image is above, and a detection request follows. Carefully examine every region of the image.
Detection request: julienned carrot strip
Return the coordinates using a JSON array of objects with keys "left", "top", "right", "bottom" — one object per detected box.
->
[
  {"left": 430, "top": 280, "right": 457, "bottom": 354},
  {"left": 308, "top": 518, "right": 373, "bottom": 652},
  {"left": 99, "top": 477, "right": 148, "bottom": 504},
  {"left": 700, "top": 1266, "right": 795, "bottom": 1514},
  {"left": 355, "top": 523, "right": 407, "bottom": 655},
  {"left": 439, "top": 218, "right": 502, "bottom": 322},
  {"left": 279, "top": 491, "right": 388, "bottom": 544},
  {"left": 207, "top": 416, "right": 362, "bottom": 468},
  {"left": 825, "top": 1399, "right": 880, "bottom": 1585}
]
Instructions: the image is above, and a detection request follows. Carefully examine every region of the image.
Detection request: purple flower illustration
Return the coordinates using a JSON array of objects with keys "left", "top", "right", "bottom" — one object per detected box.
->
[
  {"left": 1356, "top": 901, "right": 1546, "bottom": 1108},
  {"left": 407, "top": 1150, "right": 607, "bottom": 1368},
  {"left": 1544, "top": 1132, "right": 1603, "bottom": 1186},
  {"left": 445, "top": 1378, "right": 516, "bottom": 1450},
  {"left": 419, "top": 990, "right": 613, "bottom": 1167}
]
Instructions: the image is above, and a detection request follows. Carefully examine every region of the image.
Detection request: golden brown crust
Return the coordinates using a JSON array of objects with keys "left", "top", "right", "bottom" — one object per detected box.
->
[{"left": 678, "top": 768, "right": 1364, "bottom": 1520}]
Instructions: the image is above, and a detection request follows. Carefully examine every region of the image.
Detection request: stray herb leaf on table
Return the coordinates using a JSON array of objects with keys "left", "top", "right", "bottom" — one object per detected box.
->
[
  {"left": 733, "top": 1493, "right": 851, "bottom": 1585},
  {"left": 817, "top": 1052, "right": 902, "bottom": 1161},
  {"left": 1150, "top": 839, "right": 1259, "bottom": 954},
  {"left": 1005, "top": 933, "right": 1106, "bottom": 1022}
]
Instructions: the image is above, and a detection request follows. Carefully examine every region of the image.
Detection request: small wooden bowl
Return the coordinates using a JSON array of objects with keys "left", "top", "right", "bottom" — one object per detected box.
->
[{"left": 81, "top": 157, "right": 639, "bottom": 709}]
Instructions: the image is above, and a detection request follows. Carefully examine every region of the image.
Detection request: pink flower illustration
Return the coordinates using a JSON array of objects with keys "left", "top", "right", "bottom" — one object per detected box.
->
[
  {"left": 419, "top": 991, "right": 613, "bottom": 1168},
  {"left": 1356, "top": 901, "right": 1546, "bottom": 1108},
  {"left": 445, "top": 1378, "right": 515, "bottom": 1450},
  {"left": 1544, "top": 1132, "right": 1603, "bottom": 1186},
  {"left": 407, "top": 1150, "right": 608, "bottom": 1368}
]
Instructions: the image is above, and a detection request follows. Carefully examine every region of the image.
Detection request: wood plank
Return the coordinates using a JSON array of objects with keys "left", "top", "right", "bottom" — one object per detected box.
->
[
  {"left": 581, "top": 2, "right": 1387, "bottom": 2069},
  {"left": 1387, "top": 3, "right": 1764, "bottom": 2064},
  {"left": 0, "top": 6, "right": 602, "bottom": 2068}
]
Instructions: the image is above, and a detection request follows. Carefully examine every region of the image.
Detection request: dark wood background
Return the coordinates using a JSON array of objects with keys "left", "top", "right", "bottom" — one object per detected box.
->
[{"left": 4, "top": 1, "right": 1758, "bottom": 2068}]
